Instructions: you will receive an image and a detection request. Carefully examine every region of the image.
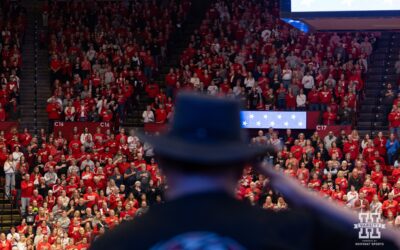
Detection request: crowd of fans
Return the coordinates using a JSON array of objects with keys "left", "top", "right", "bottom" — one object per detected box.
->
[
  {"left": 0, "top": 1, "right": 26, "bottom": 122},
  {"left": 1, "top": 126, "right": 162, "bottom": 249},
  {"left": 247, "top": 128, "right": 400, "bottom": 225},
  {"left": 45, "top": 0, "right": 379, "bottom": 128},
  {"left": 153, "top": 0, "right": 376, "bottom": 127},
  {"left": 45, "top": 0, "right": 190, "bottom": 128},
  {"left": 2, "top": 0, "right": 400, "bottom": 249},
  {"left": 388, "top": 53, "right": 400, "bottom": 139},
  {"left": 2, "top": 125, "right": 400, "bottom": 249}
]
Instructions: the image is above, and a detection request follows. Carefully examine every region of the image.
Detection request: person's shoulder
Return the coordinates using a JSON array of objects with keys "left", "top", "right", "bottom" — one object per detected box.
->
[
  {"left": 90, "top": 202, "right": 306, "bottom": 250},
  {"left": 90, "top": 217, "right": 149, "bottom": 250}
]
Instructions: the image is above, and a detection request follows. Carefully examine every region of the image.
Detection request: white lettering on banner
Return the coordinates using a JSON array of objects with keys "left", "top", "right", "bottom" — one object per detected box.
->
[
  {"left": 100, "top": 122, "right": 109, "bottom": 128},
  {"left": 354, "top": 212, "right": 385, "bottom": 239},
  {"left": 54, "top": 122, "right": 64, "bottom": 127},
  {"left": 316, "top": 125, "right": 327, "bottom": 131}
]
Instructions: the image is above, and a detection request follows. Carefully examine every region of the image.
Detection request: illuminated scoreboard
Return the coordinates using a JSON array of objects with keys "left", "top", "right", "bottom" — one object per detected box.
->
[
  {"left": 290, "top": 0, "right": 400, "bottom": 12},
  {"left": 280, "top": 0, "right": 400, "bottom": 30}
]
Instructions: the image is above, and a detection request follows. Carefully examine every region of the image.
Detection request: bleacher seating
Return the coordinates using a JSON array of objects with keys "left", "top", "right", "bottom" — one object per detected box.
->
[{"left": 0, "top": 0, "right": 26, "bottom": 121}]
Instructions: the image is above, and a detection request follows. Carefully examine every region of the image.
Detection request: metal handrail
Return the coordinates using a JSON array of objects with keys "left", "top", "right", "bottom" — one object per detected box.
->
[
  {"left": 1, "top": 186, "right": 4, "bottom": 231},
  {"left": 4, "top": 179, "right": 16, "bottom": 230},
  {"left": 8, "top": 188, "right": 14, "bottom": 229}
]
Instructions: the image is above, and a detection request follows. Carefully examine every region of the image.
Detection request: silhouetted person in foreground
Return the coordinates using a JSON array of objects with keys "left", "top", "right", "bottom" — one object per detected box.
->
[{"left": 91, "top": 93, "right": 400, "bottom": 250}]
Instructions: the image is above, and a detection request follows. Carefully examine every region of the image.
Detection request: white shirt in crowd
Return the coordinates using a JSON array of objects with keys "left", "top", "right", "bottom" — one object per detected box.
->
[
  {"left": 369, "top": 200, "right": 382, "bottom": 214},
  {"left": 12, "top": 151, "right": 23, "bottom": 163},
  {"left": 104, "top": 71, "right": 114, "bottom": 84},
  {"left": 282, "top": 69, "right": 292, "bottom": 81},
  {"left": 190, "top": 76, "right": 200, "bottom": 88},
  {"left": 395, "top": 57, "right": 400, "bottom": 74},
  {"left": 142, "top": 110, "right": 154, "bottom": 123},
  {"left": 7, "top": 232, "right": 20, "bottom": 241},
  {"left": 44, "top": 172, "right": 58, "bottom": 185},
  {"left": 302, "top": 75, "right": 314, "bottom": 89},
  {"left": 17, "top": 241, "right": 27, "bottom": 250},
  {"left": 4, "top": 160, "right": 16, "bottom": 174},
  {"left": 324, "top": 135, "right": 337, "bottom": 150},
  {"left": 80, "top": 132, "right": 93, "bottom": 144},
  {"left": 233, "top": 86, "right": 241, "bottom": 96},
  {"left": 244, "top": 77, "right": 255, "bottom": 88},
  {"left": 296, "top": 94, "right": 306, "bottom": 108},
  {"left": 207, "top": 85, "right": 219, "bottom": 95},
  {"left": 346, "top": 190, "right": 359, "bottom": 207}
]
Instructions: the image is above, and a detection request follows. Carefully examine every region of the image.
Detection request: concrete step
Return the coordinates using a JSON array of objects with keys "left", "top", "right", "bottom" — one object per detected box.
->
[
  {"left": 359, "top": 104, "right": 382, "bottom": 112},
  {"left": 367, "top": 75, "right": 383, "bottom": 81},
  {"left": 363, "top": 98, "right": 378, "bottom": 105}
]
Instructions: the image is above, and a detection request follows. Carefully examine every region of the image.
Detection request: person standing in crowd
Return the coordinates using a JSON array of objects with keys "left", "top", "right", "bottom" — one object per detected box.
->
[
  {"left": 4, "top": 154, "right": 16, "bottom": 198},
  {"left": 386, "top": 133, "right": 400, "bottom": 165},
  {"left": 302, "top": 71, "right": 314, "bottom": 95},
  {"left": 323, "top": 131, "right": 337, "bottom": 151},
  {"left": 142, "top": 105, "right": 154, "bottom": 123},
  {"left": 20, "top": 174, "right": 34, "bottom": 215}
]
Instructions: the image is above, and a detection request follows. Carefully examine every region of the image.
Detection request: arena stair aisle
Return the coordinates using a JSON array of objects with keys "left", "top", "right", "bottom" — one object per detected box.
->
[
  {"left": 125, "top": 0, "right": 214, "bottom": 128},
  {"left": 0, "top": 187, "right": 21, "bottom": 233},
  {"left": 357, "top": 32, "right": 396, "bottom": 138},
  {"left": 19, "top": 0, "right": 51, "bottom": 133}
]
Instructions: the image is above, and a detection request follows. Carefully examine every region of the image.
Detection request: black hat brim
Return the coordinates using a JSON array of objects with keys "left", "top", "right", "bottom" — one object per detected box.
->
[{"left": 139, "top": 133, "right": 274, "bottom": 165}]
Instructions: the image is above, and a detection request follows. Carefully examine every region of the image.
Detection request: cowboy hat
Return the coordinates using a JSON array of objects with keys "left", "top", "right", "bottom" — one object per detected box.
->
[{"left": 139, "top": 92, "right": 273, "bottom": 165}]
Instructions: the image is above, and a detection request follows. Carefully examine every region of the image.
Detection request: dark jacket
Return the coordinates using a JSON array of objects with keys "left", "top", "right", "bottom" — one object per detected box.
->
[{"left": 90, "top": 192, "right": 397, "bottom": 250}]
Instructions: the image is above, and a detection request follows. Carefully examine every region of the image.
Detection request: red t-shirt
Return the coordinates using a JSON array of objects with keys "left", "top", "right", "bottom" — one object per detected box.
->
[
  {"left": 371, "top": 171, "right": 384, "bottom": 187},
  {"left": 84, "top": 192, "right": 99, "bottom": 208},
  {"left": 382, "top": 200, "right": 398, "bottom": 217},
  {"left": 46, "top": 103, "right": 61, "bottom": 120},
  {"left": 319, "top": 90, "right": 332, "bottom": 104},
  {"left": 165, "top": 73, "right": 177, "bottom": 87},
  {"left": 359, "top": 186, "right": 376, "bottom": 203},
  {"left": 307, "top": 90, "right": 320, "bottom": 104},
  {"left": 388, "top": 111, "right": 400, "bottom": 128},
  {"left": 285, "top": 94, "right": 296, "bottom": 108},
  {"left": 335, "top": 177, "right": 348, "bottom": 193},
  {"left": 145, "top": 83, "right": 160, "bottom": 98},
  {"left": 155, "top": 108, "right": 167, "bottom": 123},
  {"left": 0, "top": 240, "right": 11, "bottom": 250},
  {"left": 81, "top": 172, "right": 95, "bottom": 189},
  {"left": 50, "top": 59, "right": 61, "bottom": 72},
  {"left": 323, "top": 112, "right": 336, "bottom": 125},
  {"left": 21, "top": 180, "right": 34, "bottom": 198}
]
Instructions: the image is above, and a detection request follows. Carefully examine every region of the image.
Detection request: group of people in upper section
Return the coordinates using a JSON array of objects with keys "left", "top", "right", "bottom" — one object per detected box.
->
[
  {"left": 0, "top": 1, "right": 26, "bottom": 122},
  {"left": 160, "top": 0, "right": 374, "bottom": 127},
  {"left": 45, "top": 0, "right": 190, "bottom": 128}
]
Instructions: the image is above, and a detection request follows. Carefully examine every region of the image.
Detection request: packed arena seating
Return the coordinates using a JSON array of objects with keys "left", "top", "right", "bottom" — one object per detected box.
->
[
  {"left": 46, "top": 0, "right": 190, "bottom": 126},
  {"left": 0, "top": 1, "right": 26, "bottom": 121},
  {"left": 1, "top": 127, "right": 162, "bottom": 247},
  {"left": 2, "top": 0, "right": 400, "bottom": 249},
  {"left": 160, "top": 0, "right": 376, "bottom": 126},
  {"left": 388, "top": 80, "right": 400, "bottom": 140},
  {"left": 2, "top": 125, "right": 400, "bottom": 249}
]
